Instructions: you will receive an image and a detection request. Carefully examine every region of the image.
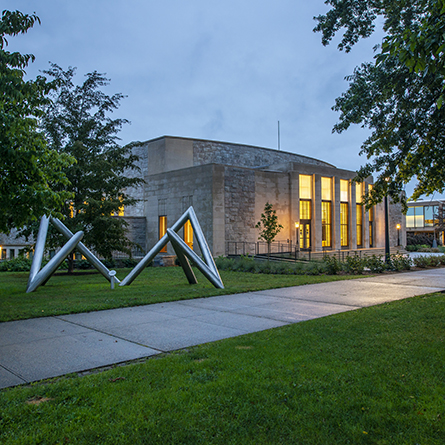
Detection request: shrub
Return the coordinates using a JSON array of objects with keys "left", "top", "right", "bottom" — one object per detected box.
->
[
  {"left": 323, "top": 255, "right": 343, "bottom": 275},
  {"left": 122, "top": 258, "right": 140, "bottom": 268},
  {"left": 390, "top": 254, "right": 412, "bottom": 271},
  {"left": 0, "top": 257, "right": 33, "bottom": 272},
  {"left": 76, "top": 259, "right": 93, "bottom": 270},
  {"left": 344, "top": 255, "right": 365, "bottom": 274},
  {"left": 365, "top": 255, "right": 386, "bottom": 273}
]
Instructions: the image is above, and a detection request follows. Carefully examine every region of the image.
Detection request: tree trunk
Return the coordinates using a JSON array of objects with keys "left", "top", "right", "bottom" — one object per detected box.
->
[{"left": 67, "top": 252, "right": 75, "bottom": 274}]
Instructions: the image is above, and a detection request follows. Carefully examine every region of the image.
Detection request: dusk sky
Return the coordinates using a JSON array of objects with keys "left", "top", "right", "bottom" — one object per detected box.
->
[{"left": 5, "top": 0, "right": 436, "bottom": 200}]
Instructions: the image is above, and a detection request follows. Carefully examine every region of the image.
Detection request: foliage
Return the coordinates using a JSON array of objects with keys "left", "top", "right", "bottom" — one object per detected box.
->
[
  {"left": 20, "top": 64, "right": 144, "bottom": 267},
  {"left": 365, "top": 254, "right": 387, "bottom": 273},
  {"left": 314, "top": 0, "right": 445, "bottom": 205},
  {"left": 255, "top": 202, "right": 283, "bottom": 259},
  {"left": 0, "top": 10, "right": 74, "bottom": 233},
  {"left": 344, "top": 254, "right": 365, "bottom": 274},
  {"left": 323, "top": 254, "right": 343, "bottom": 274},
  {"left": 0, "top": 256, "right": 33, "bottom": 272},
  {"left": 407, "top": 233, "right": 435, "bottom": 246},
  {"left": 2, "top": 294, "right": 445, "bottom": 444}
]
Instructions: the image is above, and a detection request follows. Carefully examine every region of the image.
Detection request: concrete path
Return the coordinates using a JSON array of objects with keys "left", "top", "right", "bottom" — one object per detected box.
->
[{"left": 1, "top": 269, "right": 445, "bottom": 389}]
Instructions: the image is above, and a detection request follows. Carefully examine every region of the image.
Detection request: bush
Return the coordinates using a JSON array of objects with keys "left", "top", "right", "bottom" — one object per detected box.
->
[
  {"left": 76, "top": 259, "right": 93, "bottom": 270},
  {"left": 122, "top": 258, "right": 140, "bottom": 268},
  {"left": 344, "top": 255, "right": 365, "bottom": 274},
  {"left": 365, "top": 255, "right": 387, "bottom": 273},
  {"left": 390, "top": 254, "right": 412, "bottom": 271},
  {"left": 323, "top": 255, "right": 343, "bottom": 274},
  {"left": 0, "top": 257, "right": 33, "bottom": 272}
]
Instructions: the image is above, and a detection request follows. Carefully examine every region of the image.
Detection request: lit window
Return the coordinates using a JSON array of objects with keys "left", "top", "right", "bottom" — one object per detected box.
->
[
  {"left": 159, "top": 215, "right": 167, "bottom": 253},
  {"left": 300, "top": 200, "right": 311, "bottom": 220},
  {"left": 356, "top": 183, "right": 363, "bottom": 204},
  {"left": 321, "top": 177, "right": 331, "bottom": 201},
  {"left": 356, "top": 204, "right": 363, "bottom": 247},
  {"left": 340, "top": 180, "right": 349, "bottom": 202},
  {"left": 369, "top": 206, "right": 374, "bottom": 247},
  {"left": 299, "top": 175, "right": 312, "bottom": 199},
  {"left": 340, "top": 202, "right": 349, "bottom": 247},
  {"left": 322, "top": 201, "right": 331, "bottom": 247}
]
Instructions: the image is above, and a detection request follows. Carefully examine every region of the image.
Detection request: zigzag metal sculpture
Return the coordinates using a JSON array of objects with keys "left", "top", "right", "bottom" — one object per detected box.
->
[
  {"left": 120, "top": 207, "right": 224, "bottom": 289},
  {"left": 26, "top": 207, "right": 223, "bottom": 292},
  {"left": 27, "top": 216, "right": 120, "bottom": 293}
]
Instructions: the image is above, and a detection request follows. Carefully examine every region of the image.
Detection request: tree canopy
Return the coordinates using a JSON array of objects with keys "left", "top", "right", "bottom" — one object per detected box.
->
[
  {"left": 0, "top": 10, "right": 74, "bottom": 233},
  {"left": 314, "top": 0, "right": 445, "bottom": 206},
  {"left": 22, "top": 64, "right": 144, "bottom": 267}
]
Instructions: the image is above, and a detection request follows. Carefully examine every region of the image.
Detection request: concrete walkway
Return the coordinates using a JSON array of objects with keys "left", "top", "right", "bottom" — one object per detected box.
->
[{"left": 1, "top": 268, "right": 445, "bottom": 389}]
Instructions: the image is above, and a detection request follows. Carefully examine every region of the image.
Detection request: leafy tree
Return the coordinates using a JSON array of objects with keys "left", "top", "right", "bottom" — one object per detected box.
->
[
  {"left": 0, "top": 10, "right": 74, "bottom": 233},
  {"left": 314, "top": 0, "right": 445, "bottom": 207},
  {"left": 22, "top": 64, "right": 144, "bottom": 271},
  {"left": 255, "top": 202, "right": 283, "bottom": 260}
]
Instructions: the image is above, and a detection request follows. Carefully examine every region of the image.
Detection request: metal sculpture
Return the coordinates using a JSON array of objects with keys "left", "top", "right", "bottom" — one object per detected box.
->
[
  {"left": 120, "top": 207, "right": 224, "bottom": 289},
  {"left": 27, "top": 206, "right": 223, "bottom": 292},
  {"left": 26, "top": 216, "right": 119, "bottom": 293}
]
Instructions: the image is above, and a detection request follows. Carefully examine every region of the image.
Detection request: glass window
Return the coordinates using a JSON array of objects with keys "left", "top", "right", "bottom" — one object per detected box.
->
[
  {"left": 414, "top": 206, "right": 424, "bottom": 228},
  {"left": 321, "top": 177, "right": 331, "bottom": 201},
  {"left": 340, "top": 202, "right": 349, "bottom": 247},
  {"left": 300, "top": 200, "right": 311, "bottom": 220},
  {"left": 369, "top": 206, "right": 374, "bottom": 247},
  {"left": 159, "top": 215, "right": 167, "bottom": 253},
  {"left": 299, "top": 175, "right": 312, "bottom": 199},
  {"left": 406, "top": 207, "right": 415, "bottom": 228},
  {"left": 425, "top": 206, "right": 434, "bottom": 226},
  {"left": 340, "top": 180, "right": 349, "bottom": 202},
  {"left": 322, "top": 201, "right": 331, "bottom": 247},
  {"left": 356, "top": 183, "right": 363, "bottom": 204},
  {"left": 356, "top": 204, "right": 363, "bottom": 246},
  {"left": 1, "top": 248, "right": 6, "bottom": 260}
]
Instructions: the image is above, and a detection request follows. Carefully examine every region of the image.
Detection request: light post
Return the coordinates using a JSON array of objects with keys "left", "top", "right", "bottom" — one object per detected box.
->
[
  {"left": 396, "top": 224, "right": 400, "bottom": 247},
  {"left": 295, "top": 222, "right": 300, "bottom": 258},
  {"left": 385, "top": 195, "right": 390, "bottom": 264}
]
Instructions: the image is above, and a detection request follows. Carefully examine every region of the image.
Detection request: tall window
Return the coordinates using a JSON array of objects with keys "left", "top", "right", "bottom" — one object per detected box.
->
[
  {"left": 321, "top": 177, "right": 332, "bottom": 248},
  {"left": 299, "top": 175, "right": 312, "bottom": 199},
  {"left": 340, "top": 203, "right": 349, "bottom": 247},
  {"left": 356, "top": 183, "right": 363, "bottom": 247},
  {"left": 356, "top": 204, "right": 363, "bottom": 247},
  {"left": 158, "top": 198, "right": 167, "bottom": 253},
  {"left": 369, "top": 207, "right": 374, "bottom": 247},
  {"left": 299, "top": 200, "right": 312, "bottom": 250},
  {"left": 340, "top": 180, "right": 349, "bottom": 247},
  {"left": 159, "top": 215, "right": 167, "bottom": 253}
]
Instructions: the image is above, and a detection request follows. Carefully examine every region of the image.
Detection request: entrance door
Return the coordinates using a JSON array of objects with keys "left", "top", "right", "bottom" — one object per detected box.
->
[{"left": 300, "top": 220, "right": 311, "bottom": 250}]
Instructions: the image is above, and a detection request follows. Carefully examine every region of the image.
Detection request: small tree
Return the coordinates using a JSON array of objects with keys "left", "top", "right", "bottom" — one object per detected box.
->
[{"left": 255, "top": 202, "right": 283, "bottom": 260}]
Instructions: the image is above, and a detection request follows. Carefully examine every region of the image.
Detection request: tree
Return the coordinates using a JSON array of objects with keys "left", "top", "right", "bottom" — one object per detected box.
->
[
  {"left": 313, "top": 0, "right": 445, "bottom": 207},
  {"left": 255, "top": 202, "right": 283, "bottom": 260},
  {"left": 22, "top": 64, "right": 144, "bottom": 271},
  {"left": 0, "top": 10, "right": 74, "bottom": 233}
]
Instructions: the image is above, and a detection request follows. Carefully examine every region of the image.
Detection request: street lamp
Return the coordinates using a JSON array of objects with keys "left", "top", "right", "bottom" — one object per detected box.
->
[
  {"left": 384, "top": 194, "right": 390, "bottom": 264},
  {"left": 295, "top": 222, "right": 300, "bottom": 257},
  {"left": 396, "top": 223, "right": 401, "bottom": 247}
]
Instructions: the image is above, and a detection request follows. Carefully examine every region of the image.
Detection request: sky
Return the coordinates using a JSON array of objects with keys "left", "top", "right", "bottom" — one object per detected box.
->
[{"left": 4, "top": 0, "right": 436, "bottom": 200}]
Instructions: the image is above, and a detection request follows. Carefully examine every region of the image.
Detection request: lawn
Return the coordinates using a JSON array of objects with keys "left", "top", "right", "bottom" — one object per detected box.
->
[
  {"left": 0, "top": 266, "right": 362, "bottom": 322},
  {"left": 1, "top": 292, "right": 444, "bottom": 444}
]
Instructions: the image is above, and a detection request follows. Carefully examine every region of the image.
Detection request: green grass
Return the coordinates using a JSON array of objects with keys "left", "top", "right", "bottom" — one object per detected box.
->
[
  {"left": 1, "top": 293, "right": 444, "bottom": 444},
  {"left": 0, "top": 267, "right": 363, "bottom": 322}
]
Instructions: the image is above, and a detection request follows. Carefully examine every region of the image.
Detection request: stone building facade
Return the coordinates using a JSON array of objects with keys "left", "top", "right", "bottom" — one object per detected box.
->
[{"left": 122, "top": 136, "right": 406, "bottom": 257}]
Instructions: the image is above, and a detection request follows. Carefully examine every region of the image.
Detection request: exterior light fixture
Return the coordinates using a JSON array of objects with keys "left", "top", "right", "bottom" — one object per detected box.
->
[
  {"left": 396, "top": 223, "right": 401, "bottom": 246},
  {"left": 294, "top": 222, "right": 300, "bottom": 255}
]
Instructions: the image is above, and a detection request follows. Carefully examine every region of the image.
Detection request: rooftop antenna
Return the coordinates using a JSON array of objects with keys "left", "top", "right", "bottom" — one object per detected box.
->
[{"left": 277, "top": 120, "right": 281, "bottom": 150}]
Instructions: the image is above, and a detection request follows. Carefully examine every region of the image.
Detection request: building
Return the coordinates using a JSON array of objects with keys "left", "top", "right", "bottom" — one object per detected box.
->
[
  {"left": 406, "top": 199, "right": 444, "bottom": 245},
  {"left": 122, "top": 136, "right": 406, "bottom": 257}
]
